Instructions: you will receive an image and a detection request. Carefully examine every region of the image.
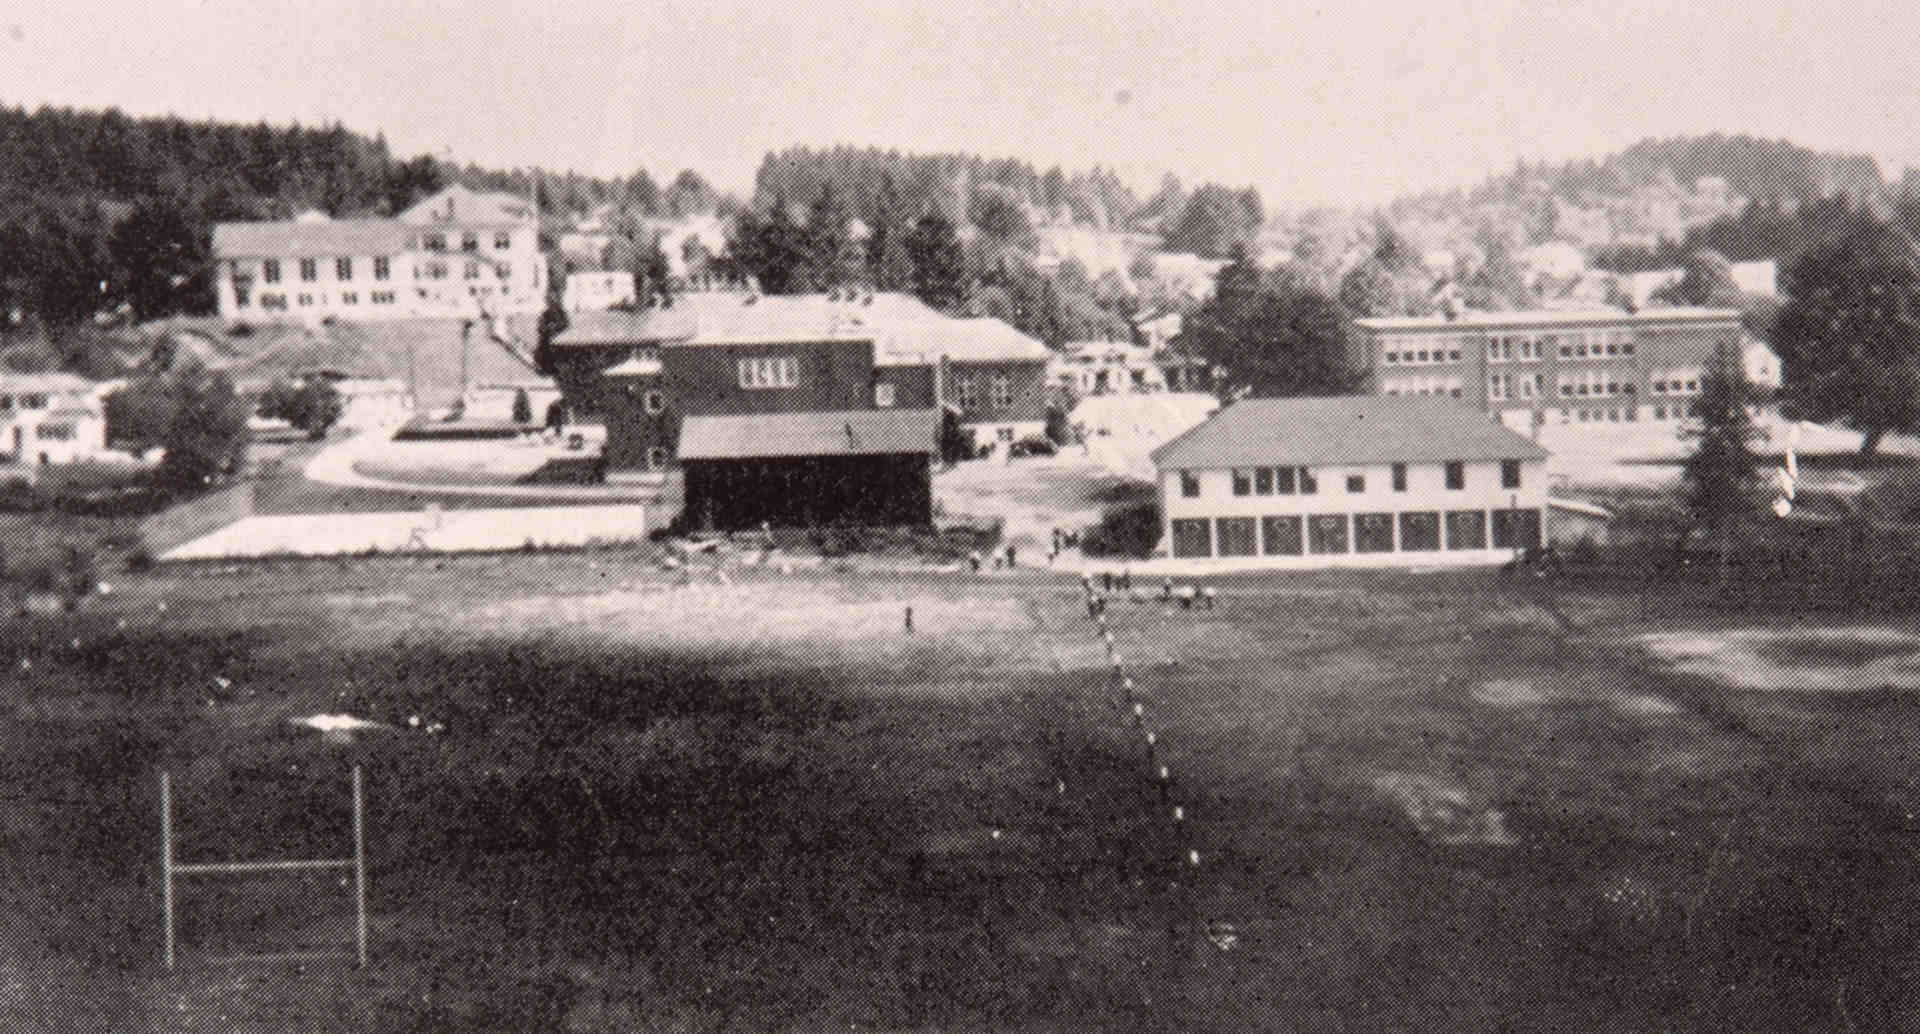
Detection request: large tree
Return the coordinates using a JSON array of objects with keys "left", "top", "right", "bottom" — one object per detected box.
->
[
  {"left": 1175, "top": 250, "right": 1363, "bottom": 399},
  {"left": 1774, "top": 221, "right": 1920, "bottom": 454},
  {"left": 865, "top": 174, "right": 914, "bottom": 291},
  {"left": 725, "top": 196, "right": 812, "bottom": 295},
  {"left": 108, "top": 195, "right": 213, "bottom": 320}
]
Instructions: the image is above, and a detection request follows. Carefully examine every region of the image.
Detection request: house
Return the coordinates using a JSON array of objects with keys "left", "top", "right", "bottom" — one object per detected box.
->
[
  {"left": 1150, "top": 396, "right": 1549, "bottom": 567},
  {"left": 1351, "top": 307, "right": 1743, "bottom": 431},
  {"left": 213, "top": 186, "right": 547, "bottom": 323},
  {"left": 0, "top": 372, "right": 109, "bottom": 467},
  {"left": 565, "top": 271, "right": 636, "bottom": 312},
  {"left": 1053, "top": 340, "right": 1167, "bottom": 397}
]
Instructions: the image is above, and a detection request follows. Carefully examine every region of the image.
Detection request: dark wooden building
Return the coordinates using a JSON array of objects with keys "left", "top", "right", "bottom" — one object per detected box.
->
[{"left": 677, "top": 409, "right": 938, "bottom": 529}]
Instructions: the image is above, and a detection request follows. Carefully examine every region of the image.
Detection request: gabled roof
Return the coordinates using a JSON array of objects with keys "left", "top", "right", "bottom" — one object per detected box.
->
[
  {"left": 212, "top": 220, "right": 411, "bottom": 258},
  {"left": 1150, "top": 395, "right": 1549, "bottom": 469},
  {"left": 0, "top": 372, "right": 93, "bottom": 394},
  {"left": 549, "top": 309, "right": 697, "bottom": 346},
  {"left": 399, "top": 185, "right": 535, "bottom": 226},
  {"left": 544, "top": 292, "right": 1049, "bottom": 364},
  {"left": 677, "top": 408, "right": 939, "bottom": 460}
]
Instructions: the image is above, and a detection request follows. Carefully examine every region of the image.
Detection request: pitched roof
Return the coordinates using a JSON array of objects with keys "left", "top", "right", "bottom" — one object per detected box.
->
[
  {"left": 212, "top": 219, "right": 411, "bottom": 257},
  {"left": 549, "top": 309, "right": 696, "bottom": 346},
  {"left": 1150, "top": 395, "right": 1549, "bottom": 469},
  {"left": 398, "top": 185, "right": 536, "bottom": 226},
  {"left": 677, "top": 408, "right": 939, "bottom": 460},
  {"left": 1352, "top": 307, "right": 1740, "bottom": 333},
  {"left": 0, "top": 372, "right": 92, "bottom": 394},
  {"left": 544, "top": 292, "right": 1050, "bottom": 364}
]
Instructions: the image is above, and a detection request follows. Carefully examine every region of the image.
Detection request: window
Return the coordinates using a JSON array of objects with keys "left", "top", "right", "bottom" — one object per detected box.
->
[
  {"left": 1254, "top": 467, "right": 1274, "bottom": 495},
  {"left": 1491, "top": 508, "right": 1542, "bottom": 550},
  {"left": 644, "top": 391, "right": 664, "bottom": 415},
  {"left": 371, "top": 291, "right": 395, "bottom": 304},
  {"left": 1275, "top": 466, "right": 1297, "bottom": 495},
  {"left": 464, "top": 262, "right": 480, "bottom": 280},
  {"left": 1171, "top": 518, "right": 1212, "bottom": 558},
  {"left": 955, "top": 376, "right": 978, "bottom": 408},
  {"left": 1232, "top": 469, "right": 1252, "bottom": 496},
  {"left": 1502, "top": 460, "right": 1522, "bottom": 489},
  {"left": 1261, "top": 516, "right": 1304, "bottom": 556},
  {"left": 1308, "top": 514, "right": 1349, "bottom": 554},
  {"left": 297, "top": 293, "right": 313, "bottom": 306},
  {"left": 340, "top": 292, "right": 358, "bottom": 306},
  {"left": 1444, "top": 461, "right": 1465, "bottom": 490},
  {"left": 0, "top": 395, "right": 11, "bottom": 410},
  {"left": 1299, "top": 467, "right": 1318, "bottom": 495},
  {"left": 461, "top": 233, "right": 478, "bottom": 252},
  {"left": 373, "top": 257, "right": 391, "bottom": 281},
  {"left": 991, "top": 375, "right": 1013, "bottom": 409},
  {"left": 1179, "top": 471, "right": 1200, "bottom": 498},
  {"left": 336, "top": 257, "right": 353, "bottom": 280},
  {"left": 1217, "top": 517, "right": 1257, "bottom": 557},
  {"left": 647, "top": 447, "right": 668, "bottom": 470},
  {"left": 259, "top": 293, "right": 287, "bottom": 310},
  {"left": 1392, "top": 463, "right": 1407, "bottom": 492},
  {"left": 1489, "top": 374, "right": 1508, "bottom": 400},
  {"left": 427, "top": 262, "right": 448, "bottom": 280},
  {"left": 495, "top": 232, "right": 512, "bottom": 250},
  {"left": 1445, "top": 510, "right": 1487, "bottom": 550},
  {"left": 19, "top": 394, "right": 46, "bottom": 409},
  {"left": 997, "top": 427, "right": 1016, "bottom": 442},
  {"left": 424, "top": 233, "right": 446, "bottom": 252},
  {"left": 1398, "top": 511, "right": 1441, "bottom": 551},
  {"left": 262, "top": 259, "right": 281, "bottom": 283},
  {"left": 299, "top": 258, "right": 318, "bottom": 282},
  {"left": 737, "top": 356, "right": 798, "bottom": 389},
  {"left": 1346, "top": 473, "right": 1366, "bottom": 494},
  {"left": 36, "top": 423, "right": 73, "bottom": 441},
  {"left": 874, "top": 382, "right": 896, "bottom": 408},
  {"left": 1354, "top": 513, "right": 1395, "bottom": 553}
]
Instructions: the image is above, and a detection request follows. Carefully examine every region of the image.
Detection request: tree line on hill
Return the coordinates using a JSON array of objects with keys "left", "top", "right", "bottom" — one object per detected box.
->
[{"left": 0, "top": 105, "right": 717, "bottom": 345}]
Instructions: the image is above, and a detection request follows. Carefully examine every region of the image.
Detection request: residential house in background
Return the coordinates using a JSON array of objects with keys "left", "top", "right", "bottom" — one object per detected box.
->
[
  {"left": 0, "top": 372, "right": 109, "bottom": 467},
  {"left": 565, "top": 271, "right": 637, "bottom": 312},
  {"left": 1351, "top": 307, "right": 1743, "bottom": 431},
  {"left": 1053, "top": 340, "right": 1167, "bottom": 397},
  {"left": 1151, "top": 396, "right": 1549, "bottom": 567},
  {"left": 213, "top": 186, "right": 547, "bottom": 323}
]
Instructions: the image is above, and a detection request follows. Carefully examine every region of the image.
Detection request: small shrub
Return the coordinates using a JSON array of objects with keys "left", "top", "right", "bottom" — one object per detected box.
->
[{"left": 123, "top": 545, "right": 156, "bottom": 572}]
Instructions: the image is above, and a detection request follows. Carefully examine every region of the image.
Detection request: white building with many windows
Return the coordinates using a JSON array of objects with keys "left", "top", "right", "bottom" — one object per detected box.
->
[
  {"left": 1150, "top": 396, "right": 1549, "bottom": 568},
  {"left": 0, "top": 372, "right": 109, "bottom": 467},
  {"left": 213, "top": 186, "right": 546, "bottom": 323}
]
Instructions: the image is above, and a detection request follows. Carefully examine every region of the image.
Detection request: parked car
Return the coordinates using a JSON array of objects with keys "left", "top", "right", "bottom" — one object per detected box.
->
[{"left": 1009, "top": 436, "right": 1057, "bottom": 458}]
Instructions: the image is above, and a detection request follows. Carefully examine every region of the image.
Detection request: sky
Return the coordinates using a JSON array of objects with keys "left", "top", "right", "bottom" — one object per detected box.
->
[{"left": 3, "top": 0, "right": 1919, "bottom": 209}]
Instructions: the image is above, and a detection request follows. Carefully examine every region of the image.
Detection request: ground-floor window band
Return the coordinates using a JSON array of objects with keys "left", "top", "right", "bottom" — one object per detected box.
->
[{"left": 1170, "top": 508, "right": 1542, "bottom": 557}]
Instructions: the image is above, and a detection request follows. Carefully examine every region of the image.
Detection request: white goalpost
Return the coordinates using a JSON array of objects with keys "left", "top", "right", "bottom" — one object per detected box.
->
[{"left": 160, "top": 765, "right": 368, "bottom": 970}]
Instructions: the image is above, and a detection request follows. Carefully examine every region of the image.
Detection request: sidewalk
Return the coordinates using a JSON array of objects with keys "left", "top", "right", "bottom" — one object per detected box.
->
[{"left": 162, "top": 503, "right": 649, "bottom": 560}]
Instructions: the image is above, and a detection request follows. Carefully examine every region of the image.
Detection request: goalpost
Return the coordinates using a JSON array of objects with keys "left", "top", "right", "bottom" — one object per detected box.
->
[{"left": 160, "top": 765, "right": 368, "bottom": 970}]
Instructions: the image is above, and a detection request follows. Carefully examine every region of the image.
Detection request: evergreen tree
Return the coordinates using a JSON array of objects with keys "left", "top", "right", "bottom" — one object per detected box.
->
[
  {"left": 1176, "top": 249, "right": 1362, "bottom": 399},
  {"left": 109, "top": 195, "right": 212, "bottom": 320},
  {"left": 866, "top": 174, "right": 914, "bottom": 291},
  {"left": 903, "top": 213, "right": 968, "bottom": 310},
  {"left": 1680, "top": 343, "right": 1767, "bottom": 577}
]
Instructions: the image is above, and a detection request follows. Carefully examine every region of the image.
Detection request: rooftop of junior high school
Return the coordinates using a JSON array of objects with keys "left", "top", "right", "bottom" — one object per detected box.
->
[{"left": 549, "top": 292, "right": 1051, "bottom": 365}]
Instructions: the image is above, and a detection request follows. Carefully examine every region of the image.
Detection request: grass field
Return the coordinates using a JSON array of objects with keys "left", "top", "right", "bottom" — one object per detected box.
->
[{"left": 3, "top": 553, "right": 1919, "bottom": 1031}]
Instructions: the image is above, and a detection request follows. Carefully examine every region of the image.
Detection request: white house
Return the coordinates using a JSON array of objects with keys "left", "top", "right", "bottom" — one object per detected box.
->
[
  {"left": 0, "top": 372, "right": 109, "bottom": 467},
  {"left": 565, "top": 271, "right": 636, "bottom": 312},
  {"left": 213, "top": 185, "right": 547, "bottom": 324},
  {"left": 1150, "top": 396, "right": 1550, "bottom": 568},
  {"left": 1053, "top": 340, "right": 1167, "bottom": 396}
]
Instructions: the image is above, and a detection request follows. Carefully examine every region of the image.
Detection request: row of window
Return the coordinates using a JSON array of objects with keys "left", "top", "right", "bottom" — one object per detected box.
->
[
  {"left": 260, "top": 257, "right": 393, "bottom": 284},
  {"left": 738, "top": 356, "right": 800, "bottom": 389},
  {"left": 1183, "top": 460, "right": 1519, "bottom": 499},
  {"left": 1169, "top": 508, "right": 1542, "bottom": 558},
  {"left": 1488, "top": 373, "right": 1543, "bottom": 400},
  {"left": 0, "top": 393, "right": 51, "bottom": 411},
  {"left": 1650, "top": 372, "right": 1702, "bottom": 395},
  {"left": 422, "top": 232, "right": 514, "bottom": 253},
  {"left": 1558, "top": 372, "right": 1634, "bottom": 398},
  {"left": 954, "top": 375, "right": 1017, "bottom": 410},
  {"left": 1383, "top": 333, "right": 1638, "bottom": 366},
  {"left": 247, "top": 290, "right": 400, "bottom": 311},
  {"left": 422, "top": 261, "right": 510, "bottom": 282},
  {"left": 1380, "top": 376, "right": 1464, "bottom": 398}
]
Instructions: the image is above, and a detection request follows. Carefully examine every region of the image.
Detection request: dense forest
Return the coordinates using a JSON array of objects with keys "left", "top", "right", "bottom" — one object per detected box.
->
[{"left": 0, "top": 104, "right": 708, "bottom": 339}]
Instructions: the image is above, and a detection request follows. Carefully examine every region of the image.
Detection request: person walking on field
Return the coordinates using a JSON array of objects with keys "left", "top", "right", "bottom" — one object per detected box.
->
[
  {"left": 969, "top": 550, "right": 983, "bottom": 573},
  {"left": 1005, "top": 544, "right": 1018, "bottom": 569}
]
